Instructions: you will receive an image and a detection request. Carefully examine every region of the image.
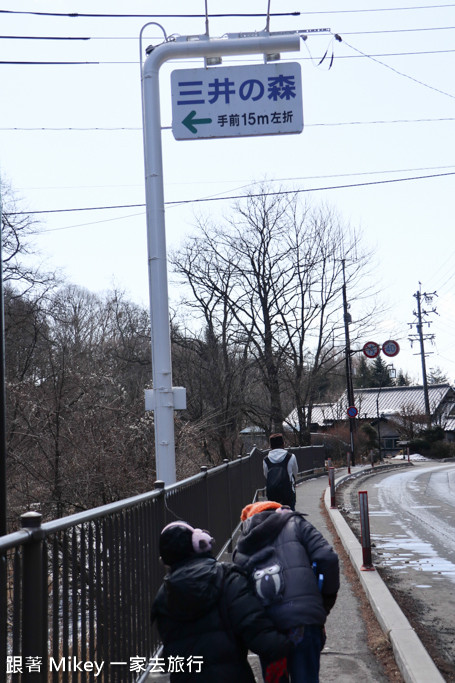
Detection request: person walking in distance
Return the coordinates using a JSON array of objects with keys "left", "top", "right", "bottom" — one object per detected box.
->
[{"left": 264, "top": 433, "right": 298, "bottom": 510}]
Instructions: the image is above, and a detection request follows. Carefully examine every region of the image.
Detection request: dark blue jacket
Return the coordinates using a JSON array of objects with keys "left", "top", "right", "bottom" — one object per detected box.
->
[
  {"left": 151, "top": 556, "right": 289, "bottom": 682},
  {"left": 233, "top": 509, "right": 339, "bottom": 629}
]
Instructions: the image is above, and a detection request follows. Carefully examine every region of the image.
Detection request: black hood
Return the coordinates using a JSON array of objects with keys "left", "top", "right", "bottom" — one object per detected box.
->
[
  {"left": 160, "top": 556, "right": 223, "bottom": 621},
  {"left": 237, "top": 509, "right": 295, "bottom": 556}
]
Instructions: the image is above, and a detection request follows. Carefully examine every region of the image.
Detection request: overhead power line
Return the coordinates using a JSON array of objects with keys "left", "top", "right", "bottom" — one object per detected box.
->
[
  {"left": 299, "top": 3, "right": 455, "bottom": 13},
  {"left": 0, "top": 36, "right": 89, "bottom": 41},
  {"left": 0, "top": 10, "right": 301, "bottom": 19},
  {"left": 3, "top": 26, "right": 455, "bottom": 40},
  {"left": 343, "top": 25, "right": 455, "bottom": 35},
  {"left": 1, "top": 5, "right": 455, "bottom": 18},
  {"left": 335, "top": 49, "right": 455, "bottom": 58},
  {"left": 7, "top": 170, "right": 455, "bottom": 217},
  {"left": 9, "top": 163, "right": 455, "bottom": 196},
  {"left": 2, "top": 117, "right": 455, "bottom": 131},
  {"left": 3, "top": 47, "right": 455, "bottom": 65},
  {"left": 342, "top": 38, "right": 455, "bottom": 100},
  {"left": 0, "top": 61, "right": 99, "bottom": 65},
  {"left": 11, "top": 163, "right": 455, "bottom": 192},
  {"left": 311, "top": 117, "right": 455, "bottom": 126}
]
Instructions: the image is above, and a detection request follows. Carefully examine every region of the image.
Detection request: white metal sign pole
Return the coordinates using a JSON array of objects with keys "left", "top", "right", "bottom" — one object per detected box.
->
[{"left": 141, "top": 34, "right": 300, "bottom": 485}]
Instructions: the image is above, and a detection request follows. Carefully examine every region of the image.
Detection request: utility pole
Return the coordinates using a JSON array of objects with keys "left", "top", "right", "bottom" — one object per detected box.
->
[
  {"left": 0, "top": 180, "right": 7, "bottom": 681},
  {"left": 0, "top": 181, "right": 6, "bottom": 538},
  {"left": 408, "top": 283, "right": 438, "bottom": 426},
  {"left": 342, "top": 260, "right": 356, "bottom": 465}
]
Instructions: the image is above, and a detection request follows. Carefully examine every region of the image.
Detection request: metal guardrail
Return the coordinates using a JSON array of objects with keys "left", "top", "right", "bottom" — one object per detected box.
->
[{"left": 0, "top": 446, "right": 325, "bottom": 683}]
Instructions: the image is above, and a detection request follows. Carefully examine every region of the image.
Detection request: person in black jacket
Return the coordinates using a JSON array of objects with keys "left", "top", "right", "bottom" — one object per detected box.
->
[
  {"left": 233, "top": 501, "right": 340, "bottom": 683},
  {"left": 151, "top": 521, "right": 291, "bottom": 682}
]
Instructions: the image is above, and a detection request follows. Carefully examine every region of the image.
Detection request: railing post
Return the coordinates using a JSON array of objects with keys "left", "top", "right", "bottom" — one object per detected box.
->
[
  {"left": 0, "top": 551, "right": 6, "bottom": 683},
  {"left": 358, "top": 491, "right": 375, "bottom": 571},
  {"left": 21, "top": 511, "right": 46, "bottom": 682},
  {"left": 236, "top": 455, "right": 246, "bottom": 506},
  {"left": 223, "top": 459, "right": 234, "bottom": 551},
  {"left": 328, "top": 467, "right": 336, "bottom": 509},
  {"left": 154, "top": 480, "right": 166, "bottom": 530},
  {"left": 200, "top": 466, "right": 210, "bottom": 530},
  {"left": 246, "top": 452, "right": 253, "bottom": 502}
]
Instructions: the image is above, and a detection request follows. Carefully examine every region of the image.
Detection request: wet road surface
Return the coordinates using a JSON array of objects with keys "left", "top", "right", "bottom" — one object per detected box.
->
[{"left": 339, "top": 461, "right": 455, "bottom": 681}]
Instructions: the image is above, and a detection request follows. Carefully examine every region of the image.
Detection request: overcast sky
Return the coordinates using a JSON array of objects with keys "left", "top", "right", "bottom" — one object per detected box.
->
[{"left": 1, "top": 1, "right": 455, "bottom": 384}]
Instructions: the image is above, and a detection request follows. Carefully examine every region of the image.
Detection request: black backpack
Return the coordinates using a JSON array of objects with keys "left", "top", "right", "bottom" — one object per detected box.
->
[{"left": 264, "top": 452, "right": 294, "bottom": 506}]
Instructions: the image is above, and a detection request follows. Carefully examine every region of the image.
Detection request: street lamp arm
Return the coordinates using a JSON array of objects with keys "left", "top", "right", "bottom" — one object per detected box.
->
[{"left": 143, "top": 33, "right": 301, "bottom": 74}]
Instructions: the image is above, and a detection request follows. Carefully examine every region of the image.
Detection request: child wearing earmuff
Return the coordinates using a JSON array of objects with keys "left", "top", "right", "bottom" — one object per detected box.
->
[{"left": 151, "top": 521, "right": 292, "bottom": 682}]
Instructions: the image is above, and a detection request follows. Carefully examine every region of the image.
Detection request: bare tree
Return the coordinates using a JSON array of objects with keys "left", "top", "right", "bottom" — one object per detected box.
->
[
  {"left": 171, "top": 188, "right": 376, "bottom": 445},
  {"left": 389, "top": 405, "right": 427, "bottom": 442},
  {"left": 6, "top": 286, "right": 155, "bottom": 522},
  {"left": 1, "top": 178, "right": 56, "bottom": 294},
  {"left": 427, "top": 367, "right": 449, "bottom": 385},
  {"left": 171, "top": 318, "right": 249, "bottom": 463}
]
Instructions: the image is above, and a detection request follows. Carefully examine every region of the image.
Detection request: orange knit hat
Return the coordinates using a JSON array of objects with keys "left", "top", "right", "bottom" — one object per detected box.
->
[{"left": 241, "top": 501, "right": 282, "bottom": 521}]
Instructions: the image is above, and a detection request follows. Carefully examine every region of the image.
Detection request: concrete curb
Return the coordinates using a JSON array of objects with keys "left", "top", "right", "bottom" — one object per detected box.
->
[{"left": 324, "top": 482, "right": 444, "bottom": 683}]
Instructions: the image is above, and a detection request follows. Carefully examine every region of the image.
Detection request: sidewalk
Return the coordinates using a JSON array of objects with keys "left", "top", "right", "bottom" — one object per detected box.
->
[{"left": 293, "top": 473, "right": 391, "bottom": 682}]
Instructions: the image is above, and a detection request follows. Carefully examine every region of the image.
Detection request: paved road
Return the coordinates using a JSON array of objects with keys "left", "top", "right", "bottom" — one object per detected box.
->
[{"left": 338, "top": 460, "right": 455, "bottom": 681}]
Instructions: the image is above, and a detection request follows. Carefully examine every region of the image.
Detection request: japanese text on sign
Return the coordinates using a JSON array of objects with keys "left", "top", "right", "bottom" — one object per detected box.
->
[
  {"left": 176, "top": 73, "right": 298, "bottom": 105},
  {"left": 171, "top": 62, "right": 303, "bottom": 140}
]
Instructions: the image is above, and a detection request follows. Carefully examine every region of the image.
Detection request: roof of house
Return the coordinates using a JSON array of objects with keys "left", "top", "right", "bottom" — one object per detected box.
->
[
  {"left": 347, "top": 384, "right": 454, "bottom": 419},
  {"left": 239, "top": 425, "right": 265, "bottom": 435},
  {"left": 442, "top": 417, "right": 455, "bottom": 432},
  {"left": 287, "top": 384, "right": 455, "bottom": 427}
]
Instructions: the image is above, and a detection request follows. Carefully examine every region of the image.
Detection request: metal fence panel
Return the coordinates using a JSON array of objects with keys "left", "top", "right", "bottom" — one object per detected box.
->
[{"left": 0, "top": 445, "right": 325, "bottom": 682}]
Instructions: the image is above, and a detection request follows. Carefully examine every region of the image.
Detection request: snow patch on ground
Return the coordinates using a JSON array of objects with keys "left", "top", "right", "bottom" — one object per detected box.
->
[{"left": 390, "top": 453, "right": 431, "bottom": 461}]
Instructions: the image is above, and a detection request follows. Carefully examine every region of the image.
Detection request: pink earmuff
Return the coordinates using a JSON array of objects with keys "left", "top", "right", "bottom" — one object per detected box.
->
[
  {"left": 191, "top": 527, "right": 213, "bottom": 553},
  {"left": 162, "top": 521, "right": 214, "bottom": 553}
]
